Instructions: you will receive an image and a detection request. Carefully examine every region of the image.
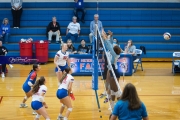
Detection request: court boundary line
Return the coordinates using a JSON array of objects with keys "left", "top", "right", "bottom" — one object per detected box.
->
[
  {"left": 0, "top": 96, "right": 3, "bottom": 104},
  {"left": 1, "top": 95, "right": 180, "bottom": 97}
]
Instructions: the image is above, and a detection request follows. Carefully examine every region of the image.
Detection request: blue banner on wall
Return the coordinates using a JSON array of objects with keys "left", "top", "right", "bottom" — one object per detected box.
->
[{"left": 69, "top": 57, "right": 131, "bottom": 74}]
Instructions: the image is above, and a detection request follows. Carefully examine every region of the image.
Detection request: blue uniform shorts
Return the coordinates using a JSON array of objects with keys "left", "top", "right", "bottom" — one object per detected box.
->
[
  {"left": 110, "top": 64, "right": 120, "bottom": 78},
  {"left": 22, "top": 84, "right": 31, "bottom": 93},
  {"left": 55, "top": 64, "right": 68, "bottom": 72},
  {"left": 31, "top": 101, "right": 43, "bottom": 110},
  {"left": 56, "top": 89, "right": 68, "bottom": 99}
]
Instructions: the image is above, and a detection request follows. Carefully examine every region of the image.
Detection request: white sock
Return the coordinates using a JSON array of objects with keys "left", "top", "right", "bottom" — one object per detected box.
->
[
  {"left": 103, "top": 91, "right": 107, "bottom": 95},
  {"left": 59, "top": 114, "right": 63, "bottom": 117},
  {"left": 111, "top": 101, "right": 115, "bottom": 107},
  {"left": 64, "top": 117, "right": 68, "bottom": 120}
]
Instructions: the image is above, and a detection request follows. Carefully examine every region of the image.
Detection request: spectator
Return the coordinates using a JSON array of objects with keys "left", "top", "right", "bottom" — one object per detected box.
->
[
  {"left": 47, "top": 17, "right": 61, "bottom": 44},
  {"left": 67, "top": 39, "right": 77, "bottom": 54},
  {"left": 113, "top": 38, "right": 121, "bottom": 48},
  {"left": 124, "top": 39, "right": 136, "bottom": 73},
  {"left": 0, "top": 18, "right": 10, "bottom": 44},
  {"left": 110, "top": 83, "right": 148, "bottom": 120},
  {"left": 0, "top": 41, "right": 8, "bottom": 78},
  {"left": 89, "top": 14, "right": 103, "bottom": 43},
  {"left": 77, "top": 39, "right": 89, "bottom": 54},
  {"left": 11, "top": 0, "right": 23, "bottom": 28},
  {"left": 74, "top": 0, "right": 85, "bottom": 23},
  {"left": 66, "top": 16, "right": 80, "bottom": 42}
]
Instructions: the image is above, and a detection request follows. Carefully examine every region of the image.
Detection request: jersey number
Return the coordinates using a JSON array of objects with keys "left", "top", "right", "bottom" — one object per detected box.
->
[{"left": 63, "top": 56, "right": 68, "bottom": 60}]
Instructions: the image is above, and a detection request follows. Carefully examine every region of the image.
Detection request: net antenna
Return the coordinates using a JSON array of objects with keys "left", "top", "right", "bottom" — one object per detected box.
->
[{"left": 94, "top": 24, "right": 123, "bottom": 95}]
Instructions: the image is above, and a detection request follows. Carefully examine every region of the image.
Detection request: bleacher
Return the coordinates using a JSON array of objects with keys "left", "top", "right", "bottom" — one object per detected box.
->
[{"left": 0, "top": 2, "right": 180, "bottom": 58}]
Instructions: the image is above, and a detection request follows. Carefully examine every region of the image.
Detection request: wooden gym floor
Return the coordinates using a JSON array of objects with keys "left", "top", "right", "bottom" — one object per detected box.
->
[{"left": 0, "top": 62, "right": 180, "bottom": 120}]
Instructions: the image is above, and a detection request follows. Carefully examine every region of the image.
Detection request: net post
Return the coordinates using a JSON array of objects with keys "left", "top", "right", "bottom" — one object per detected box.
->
[{"left": 92, "top": 28, "right": 100, "bottom": 109}]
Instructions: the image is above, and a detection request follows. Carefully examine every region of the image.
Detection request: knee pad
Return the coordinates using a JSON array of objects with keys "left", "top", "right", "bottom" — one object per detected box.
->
[
  {"left": 67, "top": 108, "right": 73, "bottom": 112},
  {"left": 24, "top": 96, "right": 28, "bottom": 100},
  {"left": 111, "top": 90, "right": 115, "bottom": 96},
  {"left": 62, "top": 104, "right": 65, "bottom": 107},
  {"left": 35, "top": 114, "right": 41, "bottom": 119},
  {"left": 115, "top": 90, "right": 122, "bottom": 98}
]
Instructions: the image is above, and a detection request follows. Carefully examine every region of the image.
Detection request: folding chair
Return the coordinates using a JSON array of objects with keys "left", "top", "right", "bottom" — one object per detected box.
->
[
  {"left": 172, "top": 52, "right": 180, "bottom": 75},
  {"left": 133, "top": 49, "right": 143, "bottom": 73}
]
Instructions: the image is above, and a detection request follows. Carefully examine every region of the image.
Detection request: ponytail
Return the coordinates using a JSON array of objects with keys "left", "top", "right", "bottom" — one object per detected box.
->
[
  {"left": 59, "top": 67, "right": 71, "bottom": 83},
  {"left": 29, "top": 64, "right": 39, "bottom": 74},
  {"left": 59, "top": 72, "right": 67, "bottom": 83},
  {"left": 29, "top": 70, "right": 33, "bottom": 74},
  {"left": 32, "top": 76, "right": 45, "bottom": 94},
  {"left": 32, "top": 80, "right": 40, "bottom": 94}
]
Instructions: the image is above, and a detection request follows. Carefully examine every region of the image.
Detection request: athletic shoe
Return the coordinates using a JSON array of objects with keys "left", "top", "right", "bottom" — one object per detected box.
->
[
  {"left": 108, "top": 107, "right": 112, "bottom": 111},
  {"left": 48, "top": 41, "right": 51, "bottom": 44},
  {"left": 57, "top": 116, "right": 64, "bottom": 120},
  {"left": 56, "top": 41, "right": 60, "bottom": 44},
  {"left": 70, "top": 93, "right": 75, "bottom": 101},
  {"left": 104, "top": 98, "right": 111, "bottom": 103},
  {"left": 63, "top": 117, "right": 68, "bottom": 120},
  {"left": 16, "top": 27, "right": 19, "bottom": 29},
  {"left": 32, "top": 111, "right": 37, "bottom": 115},
  {"left": 19, "top": 103, "right": 28, "bottom": 108},
  {"left": 99, "top": 93, "right": 106, "bottom": 98},
  {"left": 9, "top": 64, "right": 13, "bottom": 69},
  {"left": 1, "top": 73, "right": 5, "bottom": 78}
]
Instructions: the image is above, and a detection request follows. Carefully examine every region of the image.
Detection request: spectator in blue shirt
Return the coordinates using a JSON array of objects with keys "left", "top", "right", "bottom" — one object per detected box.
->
[
  {"left": 89, "top": 14, "right": 103, "bottom": 43},
  {"left": 110, "top": 83, "right": 148, "bottom": 120},
  {"left": 0, "top": 18, "right": 11, "bottom": 44},
  {"left": 74, "top": 0, "right": 85, "bottom": 23}
]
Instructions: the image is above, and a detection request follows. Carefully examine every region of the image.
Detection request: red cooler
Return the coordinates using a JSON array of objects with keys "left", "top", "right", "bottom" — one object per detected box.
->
[
  {"left": 19, "top": 42, "right": 33, "bottom": 58},
  {"left": 35, "top": 41, "right": 49, "bottom": 63}
]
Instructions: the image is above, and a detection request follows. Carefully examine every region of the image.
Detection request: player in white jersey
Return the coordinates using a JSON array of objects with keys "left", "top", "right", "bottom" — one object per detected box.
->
[
  {"left": 56, "top": 67, "right": 74, "bottom": 120},
  {"left": 54, "top": 43, "right": 70, "bottom": 84},
  {"left": 31, "top": 76, "right": 50, "bottom": 120}
]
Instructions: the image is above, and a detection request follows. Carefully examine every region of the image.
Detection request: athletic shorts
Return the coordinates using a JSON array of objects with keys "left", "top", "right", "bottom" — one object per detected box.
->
[
  {"left": 22, "top": 84, "right": 31, "bottom": 93},
  {"left": 110, "top": 64, "right": 120, "bottom": 78},
  {"left": 55, "top": 64, "right": 68, "bottom": 72},
  {"left": 31, "top": 101, "right": 43, "bottom": 110},
  {"left": 56, "top": 89, "right": 68, "bottom": 99}
]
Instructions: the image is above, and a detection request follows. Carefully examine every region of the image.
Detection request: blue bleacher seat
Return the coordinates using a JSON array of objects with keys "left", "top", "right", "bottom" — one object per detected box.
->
[{"left": 0, "top": 2, "right": 180, "bottom": 58}]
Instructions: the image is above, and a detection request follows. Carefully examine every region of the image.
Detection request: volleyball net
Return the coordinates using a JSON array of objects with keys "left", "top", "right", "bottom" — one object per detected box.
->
[{"left": 92, "top": 24, "right": 123, "bottom": 112}]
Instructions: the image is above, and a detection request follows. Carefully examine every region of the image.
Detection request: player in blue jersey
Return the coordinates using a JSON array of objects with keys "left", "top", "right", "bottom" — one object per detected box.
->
[
  {"left": 20, "top": 64, "right": 41, "bottom": 108},
  {"left": 102, "top": 30, "right": 122, "bottom": 110}
]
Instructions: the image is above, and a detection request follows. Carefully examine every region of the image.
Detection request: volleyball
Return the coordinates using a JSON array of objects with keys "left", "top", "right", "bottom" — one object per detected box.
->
[{"left": 163, "top": 32, "right": 171, "bottom": 40}]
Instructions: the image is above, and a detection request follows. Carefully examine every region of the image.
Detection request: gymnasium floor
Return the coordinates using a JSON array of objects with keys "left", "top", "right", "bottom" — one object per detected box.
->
[{"left": 0, "top": 62, "right": 180, "bottom": 120}]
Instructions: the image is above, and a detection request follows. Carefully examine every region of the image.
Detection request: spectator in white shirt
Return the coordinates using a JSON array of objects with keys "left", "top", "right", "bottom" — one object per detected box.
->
[
  {"left": 11, "top": 0, "right": 23, "bottom": 28},
  {"left": 65, "top": 16, "right": 80, "bottom": 42}
]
